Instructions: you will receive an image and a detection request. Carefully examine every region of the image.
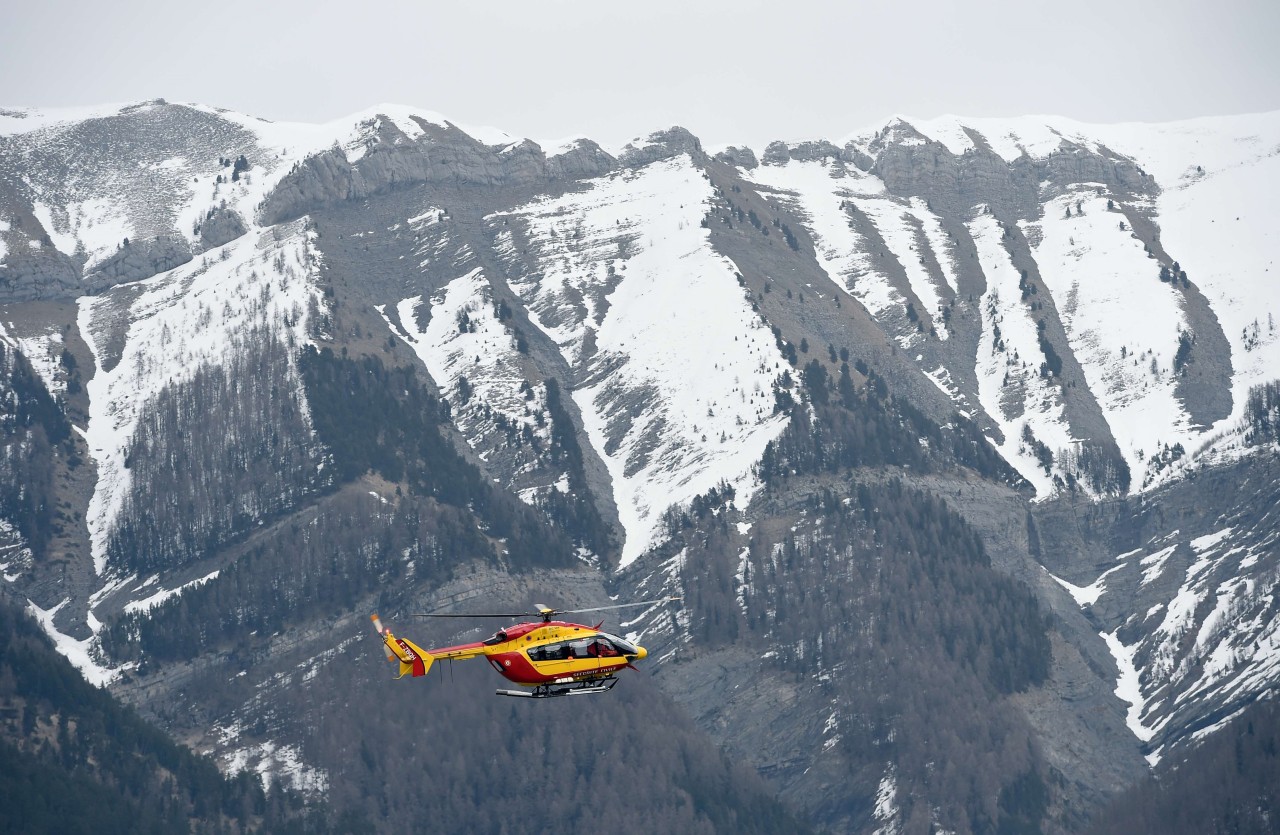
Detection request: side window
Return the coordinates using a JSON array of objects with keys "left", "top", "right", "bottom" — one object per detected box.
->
[
  {"left": 528, "top": 640, "right": 574, "bottom": 661},
  {"left": 529, "top": 637, "right": 606, "bottom": 662}
]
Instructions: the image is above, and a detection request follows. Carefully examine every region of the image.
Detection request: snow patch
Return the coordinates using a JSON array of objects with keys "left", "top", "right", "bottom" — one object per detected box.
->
[
  {"left": 0, "top": 323, "right": 65, "bottom": 400},
  {"left": 1100, "top": 628, "right": 1157, "bottom": 742},
  {"left": 1047, "top": 561, "right": 1125, "bottom": 606},
  {"left": 223, "top": 738, "right": 329, "bottom": 795},
  {"left": 25, "top": 598, "right": 120, "bottom": 687},
  {"left": 1140, "top": 544, "right": 1178, "bottom": 586},
  {"left": 746, "top": 160, "right": 916, "bottom": 334},
  {"left": 872, "top": 766, "right": 900, "bottom": 835},
  {"left": 123, "top": 569, "right": 219, "bottom": 614}
]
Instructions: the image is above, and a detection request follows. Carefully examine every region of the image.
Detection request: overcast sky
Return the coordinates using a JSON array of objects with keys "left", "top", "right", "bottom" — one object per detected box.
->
[{"left": 3, "top": 0, "right": 1278, "bottom": 149}]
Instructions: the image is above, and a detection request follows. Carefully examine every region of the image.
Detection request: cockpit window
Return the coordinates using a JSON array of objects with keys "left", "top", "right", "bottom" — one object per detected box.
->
[
  {"left": 599, "top": 632, "right": 639, "bottom": 656},
  {"left": 526, "top": 634, "right": 637, "bottom": 662}
]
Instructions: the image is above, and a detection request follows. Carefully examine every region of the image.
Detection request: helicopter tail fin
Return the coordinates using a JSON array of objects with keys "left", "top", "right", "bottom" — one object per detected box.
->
[{"left": 370, "top": 614, "right": 435, "bottom": 678}]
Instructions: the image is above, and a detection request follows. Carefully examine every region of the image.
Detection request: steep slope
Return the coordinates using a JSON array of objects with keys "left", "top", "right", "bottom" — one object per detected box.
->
[
  {"left": 1037, "top": 449, "right": 1280, "bottom": 767},
  {"left": 0, "top": 593, "right": 314, "bottom": 834},
  {"left": 1086, "top": 696, "right": 1280, "bottom": 835},
  {"left": 736, "top": 112, "right": 1280, "bottom": 497},
  {"left": 0, "top": 101, "right": 1277, "bottom": 835},
  {"left": 489, "top": 153, "right": 791, "bottom": 566}
]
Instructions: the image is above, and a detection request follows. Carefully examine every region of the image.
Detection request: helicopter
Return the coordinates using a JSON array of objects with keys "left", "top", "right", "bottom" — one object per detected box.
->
[{"left": 370, "top": 597, "right": 680, "bottom": 698}]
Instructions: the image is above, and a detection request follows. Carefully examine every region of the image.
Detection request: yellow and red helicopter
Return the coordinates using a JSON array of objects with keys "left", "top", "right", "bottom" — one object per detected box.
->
[{"left": 370, "top": 597, "right": 679, "bottom": 698}]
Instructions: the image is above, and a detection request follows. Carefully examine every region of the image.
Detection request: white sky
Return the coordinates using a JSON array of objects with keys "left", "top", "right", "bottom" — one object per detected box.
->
[{"left": 2, "top": 0, "right": 1277, "bottom": 150}]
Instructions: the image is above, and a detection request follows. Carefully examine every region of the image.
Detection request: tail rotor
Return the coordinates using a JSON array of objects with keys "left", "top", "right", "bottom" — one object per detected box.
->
[{"left": 370, "top": 613, "right": 433, "bottom": 678}]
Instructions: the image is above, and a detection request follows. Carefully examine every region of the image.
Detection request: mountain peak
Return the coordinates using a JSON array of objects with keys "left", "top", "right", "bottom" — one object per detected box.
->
[{"left": 617, "top": 126, "right": 704, "bottom": 167}]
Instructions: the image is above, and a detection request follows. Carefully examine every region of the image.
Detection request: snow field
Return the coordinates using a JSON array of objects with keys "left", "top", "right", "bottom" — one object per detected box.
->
[
  {"left": 496, "top": 156, "right": 789, "bottom": 566},
  {"left": 1137, "top": 136, "right": 1280, "bottom": 451},
  {"left": 854, "top": 195, "right": 952, "bottom": 338},
  {"left": 12, "top": 101, "right": 511, "bottom": 279},
  {"left": 1100, "top": 628, "right": 1157, "bottom": 743},
  {"left": 746, "top": 159, "right": 963, "bottom": 359},
  {"left": 1024, "top": 191, "right": 1191, "bottom": 486},
  {"left": 890, "top": 111, "right": 1280, "bottom": 481},
  {"left": 1046, "top": 559, "right": 1128, "bottom": 607},
  {"left": 383, "top": 267, "right": 552, "bottom": 465},
  {"left": 745, "top": 160, "right": 908, "bottom": 325},
  {"left": 968, "top": 212, "right": 1073, "bottom": 494}
]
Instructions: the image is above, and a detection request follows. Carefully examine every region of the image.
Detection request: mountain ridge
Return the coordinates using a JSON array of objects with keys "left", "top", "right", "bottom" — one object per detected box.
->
[{"left": 0, "top": 98, "right": 1277, "bottom": 833}]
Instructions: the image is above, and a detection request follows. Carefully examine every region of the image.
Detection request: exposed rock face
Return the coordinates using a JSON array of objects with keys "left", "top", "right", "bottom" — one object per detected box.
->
[
  {"left": 785, "top": 140, "right": 844, "bottom": 163},
  {"left": 0, "top": 247, "right": 80, "bottom": 301},
  {"left": 258, "top": 151, "right": 361, "bottom": 226},
  {"left": 495, "top": 139, "right": 551, "bottom": 184},
  {"left": 260, "top": 123, "right": 619, "bottom": 226},
  {"left": 410, "top": 122, "right": 508, "bottom": 186},
  {"left": 618, "top": 126, "right": 703, "bottom": 167},
  {"left": 84, "top": 235, "right": 192, "bottom": 291},
  {"left": 3, "top": 102, "right": 1278, "bottom": 835},
  {"left": 547, "top": 138, "right": 616, "bottom": 179},
  {"left": 198, "top": 206, "right": 248, "bottom": 249},
  {"left": 761, "top": 140, "right": 792, "bottom": 166},
  {"left": 1040, "top": 143, "right": 1148, "bottom": 192},
  {"left": 1172, "top": 281, "right": 1234, "bottom": 430},
  {"left": 714, "top": 146, "right": 758, "bottom": 169},
  {"left": 761, "top": 139, "right": 848, "bottom": 169},
  {"left": 1035, "top": 454, "right": 1280, "bottom": 760},
  {"left": 742, "top": 116, "right": 1239, "bottom": 498},
  {"left": 869, "top": 132, "right": 1157, "bottom": 219},
  {"left": 839, "top": 144, "right": 874, "bottom": 171}
]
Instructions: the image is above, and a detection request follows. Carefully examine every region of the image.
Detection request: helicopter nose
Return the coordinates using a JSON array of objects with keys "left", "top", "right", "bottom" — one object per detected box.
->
[{"left": 635, "top": 645, "right": 648, "bottom": 661}]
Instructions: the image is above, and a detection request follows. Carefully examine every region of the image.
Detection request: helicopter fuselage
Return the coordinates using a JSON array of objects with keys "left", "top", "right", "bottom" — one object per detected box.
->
[
  {"left": 371, "top": 605, "right": 672, "bottom": 697},
  {"left": 428, "top": 620, "right": 647, "bottom": 687}
]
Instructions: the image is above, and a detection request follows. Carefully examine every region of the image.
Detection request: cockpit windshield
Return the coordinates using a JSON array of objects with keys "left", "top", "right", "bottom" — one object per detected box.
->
[{"left": 598, "top": 632, "right": 639, "bottom": 656}]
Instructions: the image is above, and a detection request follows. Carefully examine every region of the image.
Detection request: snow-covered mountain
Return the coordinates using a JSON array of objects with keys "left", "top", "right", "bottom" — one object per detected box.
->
[
  {"left": 1, "top": 99, "right": 1277, "bottom": 833},
  {"left": 745, "top": 112, "right": 1279, "bottom": 495}
]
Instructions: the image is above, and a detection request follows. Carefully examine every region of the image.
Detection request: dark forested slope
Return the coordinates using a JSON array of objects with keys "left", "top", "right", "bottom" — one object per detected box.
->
[
  {"left": 0, "top": 594, "right": 322, "bottom": 834},
  {"left": 1087, "top": 698, "right": 1280, "bottom": 835}
]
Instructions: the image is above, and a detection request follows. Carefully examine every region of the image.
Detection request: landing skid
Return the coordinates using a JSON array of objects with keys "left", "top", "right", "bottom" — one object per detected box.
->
[{"left": 496, "top": 677, "right": 619, "bottom": 699}]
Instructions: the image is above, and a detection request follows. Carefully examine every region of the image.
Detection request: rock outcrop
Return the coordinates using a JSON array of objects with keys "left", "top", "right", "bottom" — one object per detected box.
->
[
  {"left": 84, "top": 235, "right": 192, "bottom": 291},
  {"left": 618, "top": 127, "right": 703, "bottom": 168},
  {"left": 198, "top": 206, "right": 248, "bottom": 250},
  {"left": 260, "top": 121, "right": 619, "bottom": 226},
  {"left": 547, "top": 138, "right": 616, "bottom": 180},
  {"left": 0, "top": 246, "right": 80, "bottom": 301},
  {"left": 713, "top": 146, "right": 758, "bottom": 169}
]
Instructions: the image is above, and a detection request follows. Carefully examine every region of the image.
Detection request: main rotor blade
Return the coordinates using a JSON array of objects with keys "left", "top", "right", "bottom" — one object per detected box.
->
[
  {"left": 558, "top": 596, "right": 682, "bottom": 615},
  {"left": 408, "top": 596, "right": 681, "bottom": 620},
  {"left": 409, "top": 612, "right": 529, "bottom": 619}
]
